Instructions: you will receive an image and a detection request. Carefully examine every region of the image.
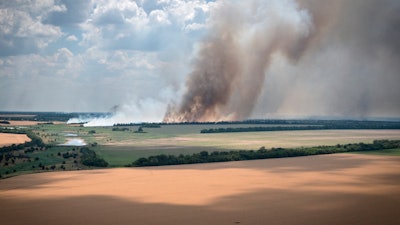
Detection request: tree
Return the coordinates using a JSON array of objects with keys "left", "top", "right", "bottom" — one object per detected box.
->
[{"left": 200, "top": 151, "right": 209, "bottom": 157}]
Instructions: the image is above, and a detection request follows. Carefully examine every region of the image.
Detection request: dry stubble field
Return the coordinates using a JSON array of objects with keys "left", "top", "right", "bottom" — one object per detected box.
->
[
  {"left": 0, "top": 133, "right": 31, "bottom": 147},
  {"left": 1, "top": 153, "right": 399, "bottom": 225}
]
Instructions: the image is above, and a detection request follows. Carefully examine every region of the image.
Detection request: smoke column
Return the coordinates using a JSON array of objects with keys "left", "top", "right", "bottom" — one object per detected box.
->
[
  {"left": 164, "top": 0, "right": 313, "bottom": 122},
  {"left": 164, "top": 0, "right": 400, "bottom": 122}
]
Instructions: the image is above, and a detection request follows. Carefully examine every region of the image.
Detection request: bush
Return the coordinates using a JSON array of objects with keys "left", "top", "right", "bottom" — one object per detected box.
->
[{"left": 80, "top": 147, "right": 108, "bottom": 167}]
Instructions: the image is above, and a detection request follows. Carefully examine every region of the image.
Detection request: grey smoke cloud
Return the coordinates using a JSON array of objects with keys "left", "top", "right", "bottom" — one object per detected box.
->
[{"left": 164, "top": 0, "right": 400, "bottom": 122}]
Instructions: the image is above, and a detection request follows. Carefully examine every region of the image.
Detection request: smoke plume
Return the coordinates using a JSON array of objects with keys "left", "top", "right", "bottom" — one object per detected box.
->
[
  {"left": 67, "top": 97, "right": 168, "bottom": 126},
  {"left": 164, "top": 0, "right": 400, "bottom": 122}
]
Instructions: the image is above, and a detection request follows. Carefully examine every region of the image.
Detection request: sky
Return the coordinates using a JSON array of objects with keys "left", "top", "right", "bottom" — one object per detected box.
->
[{"left": 0, "top": 0, "right": 399, "bottom": 123}]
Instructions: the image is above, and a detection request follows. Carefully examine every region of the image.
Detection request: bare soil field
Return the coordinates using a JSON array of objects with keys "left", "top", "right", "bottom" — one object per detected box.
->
[
  {"left": 0, "top": 120, "right": 40, "bottom": 126},
  {"left": 0, "top": 133, "right": 30, "bottom": 147},
  {"left": 1, "top": 154, "right": 399, "bottom": 225}
]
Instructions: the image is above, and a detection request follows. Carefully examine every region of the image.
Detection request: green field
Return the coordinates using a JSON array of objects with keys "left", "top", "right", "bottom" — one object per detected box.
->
[
  {"left": 0, "top": 146, "right": 79, "bottom": 177},
  {"left": 2, "top": 114, "right": 400, "bottom": 178},
  {"left": 29, "top": 124, "right": 400, "bottom": 166},
  {"left": 350, "top": 148, "right": 400, "bottom": 156}
]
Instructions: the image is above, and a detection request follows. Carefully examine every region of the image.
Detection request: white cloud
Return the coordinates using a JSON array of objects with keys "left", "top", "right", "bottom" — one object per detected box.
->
[
  {"left": 80, "top": 0, "right": 213, "bottom": 51},
  {"left": 0, "top": 0, "right": 63, "bottom": 56},
  {"left": 43, "top": 0, "right": 91, "bottom": 26},
  {"left": 0, "top": 47, "right": 82, "bottom": 80},
  {"left": 157, "top": 0, "right": 215, "bottom": 29},
  {"left": 98, "top": 50, "right": 160, "bottom": 71},
  {"left": 66, "top": 35, "right": 78, "bottom": 41},
  {"left": 0, "top": 0, "right": 216, "bottom": 112},
  {"left": 149, "top": 9, "right": 171, "bottom": 25},
  {"left": 184, "top": 22, "right": 205, "bottom": 31}
]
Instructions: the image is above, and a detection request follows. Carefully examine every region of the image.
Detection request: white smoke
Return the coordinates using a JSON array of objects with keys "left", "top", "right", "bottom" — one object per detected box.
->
[
  {"left": 67, "top": 95, "right": 170, "bottom": 127},
  {"left": 67, "top": 116, "right": 94, "bottom": 124}
]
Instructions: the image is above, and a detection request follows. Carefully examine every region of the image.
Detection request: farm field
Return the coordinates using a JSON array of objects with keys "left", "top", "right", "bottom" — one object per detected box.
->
[
  {"left": 1, "top": 153, "right": 399, "bottom": 225},
  {"left": 94, "top": 129, "right": 400, "bottom": 166},
  {"left": 6, "top": 121, "right": 65, "bottom": 126},
  {"left": 0, "top": 133, "right": 31, "bottom": 147},
  {"left": 26, "top": 124, "right": 400, "bottom": 166},
  {"left": 2, "top": 120, "right": 400, "bottom": 177}
]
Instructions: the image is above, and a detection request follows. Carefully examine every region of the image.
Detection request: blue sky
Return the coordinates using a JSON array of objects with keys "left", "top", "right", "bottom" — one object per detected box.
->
[
  {"left": 1, "top": 0, "right": 399, "bottom": 122},
  {"left": 0, "top": 0, "right": 214, "bottom": 114}
]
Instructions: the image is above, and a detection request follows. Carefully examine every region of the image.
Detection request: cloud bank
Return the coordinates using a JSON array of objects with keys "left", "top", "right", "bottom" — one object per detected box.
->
[
  {"left": 0, "top": 0, "right": 213, "bottom": 115},
  {"left": 1, "top": 0, "right": 399, "bottom": 125}
]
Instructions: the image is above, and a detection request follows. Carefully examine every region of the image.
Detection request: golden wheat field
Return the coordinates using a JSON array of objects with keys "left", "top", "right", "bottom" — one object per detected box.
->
[
  {"left": 0, "top": 133, "right": 30, "bottom": 147},
  {"left": 1, "top": 153, "right": 399, "bottom": 225}
]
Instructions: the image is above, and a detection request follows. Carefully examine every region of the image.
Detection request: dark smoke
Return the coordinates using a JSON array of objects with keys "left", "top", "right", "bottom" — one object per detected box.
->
[
  {"left": 164, "top": 2, "right": 243, "bottom": 122},
  {"left": 164, "top": 0, "right": 400, "bottom": 122}
]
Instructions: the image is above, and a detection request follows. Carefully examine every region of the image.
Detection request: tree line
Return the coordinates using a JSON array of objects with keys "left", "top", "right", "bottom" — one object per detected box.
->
[
  {"left": 114, "top": 123, "right": 161, "bottom": 128},
  {"left": 200, "top": 126, "right": 321, "bottom": 133},
  {"left": 200, "top": 122, "right": 400, "bottom": 133},
  {"left": 130, "top": 140, "right": 400, "bottom": 167}
]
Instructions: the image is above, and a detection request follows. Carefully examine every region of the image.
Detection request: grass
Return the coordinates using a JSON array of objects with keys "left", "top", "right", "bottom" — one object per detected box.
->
[
  {"left": 351, "top": 148, "right": 400, "bottom": 156},
  {"left": 28, "top": 124, "right": 400, "bottom": 167},
  {"left": 0, "top": 146, "right": 77, "bottom": 178},
  {"left": 1, "top": 122, "right": 400, "bottom": 178}
]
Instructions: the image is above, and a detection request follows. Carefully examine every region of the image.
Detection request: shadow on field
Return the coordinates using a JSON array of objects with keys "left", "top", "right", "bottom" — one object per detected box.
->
[
  {"left": 0, "top": 174, "right": 61, "bottom": 191},
  {"left": 1, "top": 155, "right": 400, "bottom": 225},
  {"left": 2, "top": 154, "right": 399, "bottom": 191},
  {"left": 0, "top": 170, "right": 111, "bottom": 191},
  {"left": 1, "top": 186, "right": 400, "bottom": 225}
]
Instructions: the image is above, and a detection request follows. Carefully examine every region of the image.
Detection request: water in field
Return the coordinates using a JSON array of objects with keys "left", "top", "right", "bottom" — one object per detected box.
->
[{"left": 59, "top": 138, "right": 86, "bottom": 146}]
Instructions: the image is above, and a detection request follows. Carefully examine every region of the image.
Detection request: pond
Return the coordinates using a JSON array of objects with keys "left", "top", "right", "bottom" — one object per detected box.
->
[{"left": 58, "top": 138, "right": 86, "bottom": 146}]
